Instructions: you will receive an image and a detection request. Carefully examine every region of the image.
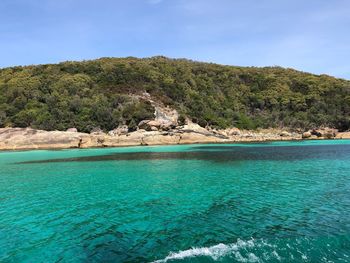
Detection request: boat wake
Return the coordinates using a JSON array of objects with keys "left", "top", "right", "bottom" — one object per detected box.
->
[
  {"left": 152, "top": 235, "right": 350, "bottom": 262},
  {"left": 152, "top": 238, "right": 268, "bottom": 263}
]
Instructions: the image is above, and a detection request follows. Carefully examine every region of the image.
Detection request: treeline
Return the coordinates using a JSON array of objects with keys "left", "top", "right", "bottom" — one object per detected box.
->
[{"left": 0, "top": 56, "right": 349, "bottom": 132}]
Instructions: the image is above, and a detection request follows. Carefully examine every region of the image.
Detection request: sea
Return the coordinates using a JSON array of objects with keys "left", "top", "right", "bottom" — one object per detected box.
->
[{"left": 0, "top": 140, "right": 350, "bottom": 262}]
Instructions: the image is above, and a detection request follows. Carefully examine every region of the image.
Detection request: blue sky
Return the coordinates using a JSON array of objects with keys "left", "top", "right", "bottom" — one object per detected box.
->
[{"left": 0, "top": 0, "right": 349, "bottom": 79}]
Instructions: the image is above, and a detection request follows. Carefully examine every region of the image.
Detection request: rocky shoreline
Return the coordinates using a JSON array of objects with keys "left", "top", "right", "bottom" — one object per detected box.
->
[
  {"left": 2, "top": 93, "right": 346, "bottom": 151},
  {"left": 1, "top": 125, "right": 349, "bottom": 151}
]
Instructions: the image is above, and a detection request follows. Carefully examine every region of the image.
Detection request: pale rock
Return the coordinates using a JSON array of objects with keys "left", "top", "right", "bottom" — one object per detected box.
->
[
  {"left": 108, "top": 125, "right": 128, "bottom": 136},
  {"left": 311, "top": 129, "right": 322, "bottom": 137},
  {"left": 0, "top": 126, "right": 346, "bottom": 151},
  {"left": 227, "top": 128, "right": 241, "bottom": 136},
  {"left": 154, "top": 106, "right": 179, "bottom": 125},
  {"left": 142, "top": 131, "right": 181, "bottom": 145},
  {"left": 138, "top": 120, "right": 163, "bottom": 131},
  {"left": 0, "top": 128, "right": 85, "bottom": 150},
  {"left": 182, "top": 121, "right": 209, "bottom": 134},
  {"left": 336, "top": 131, "right": 350, "bottom": 139},
  {"left": 321, "top": 128, "right": 338, "bottom": 139},
  {"left": 280, "top": 131, "right": 291, "bottom": 137},
  {"left": 148, "top": 120, "right": 161, "bottom": 128},
  {"left": 138, "top": 120, "right": 152, "bottom": 131},
  {"left": 66, "top": 128, "right": 78, "bottom": 133},
  {"left": 90, "top": 127, "right": 104, "bottom": 135},
  {"left": 160, "top": 122, "right": 176, "bottom": 131},
  {"left": 302, "top": 131, "right": 312, "bottom": 139}
]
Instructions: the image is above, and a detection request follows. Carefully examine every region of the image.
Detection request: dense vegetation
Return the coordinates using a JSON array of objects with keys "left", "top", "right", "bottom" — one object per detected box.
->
[{"left": 0, "top": 57, "right": 349, "bottom": 132}]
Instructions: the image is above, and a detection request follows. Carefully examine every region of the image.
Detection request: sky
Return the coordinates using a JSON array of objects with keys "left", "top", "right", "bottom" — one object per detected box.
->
[{"left": 0, "top": 0, "right": 349, "bottom": 79}]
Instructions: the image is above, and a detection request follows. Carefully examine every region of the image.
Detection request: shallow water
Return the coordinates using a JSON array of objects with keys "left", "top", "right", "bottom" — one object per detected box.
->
[{"left": 1, "top": 140, "right": 350, "bottom": 262}]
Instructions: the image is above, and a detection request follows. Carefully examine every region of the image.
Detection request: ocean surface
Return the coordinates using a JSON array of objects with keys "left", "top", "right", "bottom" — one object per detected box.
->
[{"left": 1, "top": 140, "right": 350, "bottom": 263}]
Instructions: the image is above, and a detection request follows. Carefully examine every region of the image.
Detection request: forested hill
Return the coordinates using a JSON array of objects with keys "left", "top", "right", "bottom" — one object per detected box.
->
[{"left": 0, "top": 56, "right": 349, "bottom": 133}]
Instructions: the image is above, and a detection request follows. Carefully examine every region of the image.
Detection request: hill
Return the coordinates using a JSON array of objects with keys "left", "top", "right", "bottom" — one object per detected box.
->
[{"left": 0, "top": 56, "right": 349, "bottom": 132}]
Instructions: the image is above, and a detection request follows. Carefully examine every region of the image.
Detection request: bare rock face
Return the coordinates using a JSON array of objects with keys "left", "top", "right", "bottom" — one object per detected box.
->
[
  {"left": 90, "top": 127, "right": 104, "bottom": 135},
  {"left": 138, "top": 119, "right": 176, "bottom": 132},
  {"left": 138, "top": 120, "right": 155, "bottom": 131},
  {"left": 117, "top": 130, "right": 145, "bottom": 146},
  {"left": 148, "top": 120, "right": 162, "bottom": 128},
  {"left": 134, "top": 93, "right": 180, "bottom": 131},
  {"left": 0, "top": 128, "right": 86, "bottom": 150},
  {"left": 179, "top": 133, "right": 213, "bottom": 144},
  {"left": 302, "top": 131, "right": 312, "bottom": 139},
  {"left": 108, "top": 125, "right": 129, "bottom": 136},
  {"left": 311, "top": 129, "right": 322, "bottom": 137},
  {"left": 301, "top": 128, "right": 338, "bottom": 139},
  {"left": 320, "top": 128, "right": 338, "bottom": 139},
  {"left": 66, "top": 128, "right": 78, "bottom": 133},
  {"left": 142, "top": 131, "right": 181, "bottom": 145},
  {"left": 182, "top": 121, "right": 209, "bottom": 134},
  {"left": 336, "top": 131, "right": 350, "bottom": 139},
  {"left": 280, "top": 131, "right": 291, "bottom": 137},
  {"left": 160, "top": 122, "right": 176, "bottom": 131},
  {"left": 154, "top": 106, "right": 178, "bottom": 125},
  {"left": 310, "top": 128, "right": 338, "bottom": 139},
  {"left": 138, "top": 120, "right": 149, "bottom": 130},
  {"left": 227, "top": 128, "right": 241, "bottom": 136},
  {"left": 1, "top": 125, "right": 346, "bottom": 151}
]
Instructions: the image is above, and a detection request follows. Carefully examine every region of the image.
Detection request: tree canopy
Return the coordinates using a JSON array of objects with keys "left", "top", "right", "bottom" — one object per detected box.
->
[{"left": 0, "top": 56, "right": 349, "bottom": 132}]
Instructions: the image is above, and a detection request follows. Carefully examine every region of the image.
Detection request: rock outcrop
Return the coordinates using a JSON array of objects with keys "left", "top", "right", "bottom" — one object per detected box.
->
[
  {"left": 316, "top": 128, "right": 338, "bottom": 139},
  {"left": 66, "top": 128, "right": 78, "bottom": 133},
  {"left": 336, "top": 131, "right": 350, "bottom": 139},
  {"left": 280, "top": 131, "right": 292, "bottom": 137},
  {"left": 302, "top": 128, "right": 338, "bottom": 139},
  {"left": 108, "top": 125, "right": 129, "bottom": 136},
  {"left": 0, "top": 128, "right": 87, "bottom": 150},
  {"left": 226, "top": 128, "right": 241, "bottom": 136},
  {"left": 135, "top": 92, "right": 179, "bottom": 130},
  {"left": 0, "top": 126, "right": 348, "bottom": 151},
  {"left": 138, "top": 120, "right": 161, "bottom": 131},
  {"left": 90, "top": 127, "right": 104, "bottom": 135},
  {"left": 302, "top": 131, "right": 312, "bottom": 139},
  {"left": 154, "top": 106, "right": 178, "bottom": 125}
]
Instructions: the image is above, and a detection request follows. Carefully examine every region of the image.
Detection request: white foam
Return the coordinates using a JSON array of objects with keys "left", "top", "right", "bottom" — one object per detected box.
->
[{"left": 151, "top": 238, "right": 260, "bottom": 263}]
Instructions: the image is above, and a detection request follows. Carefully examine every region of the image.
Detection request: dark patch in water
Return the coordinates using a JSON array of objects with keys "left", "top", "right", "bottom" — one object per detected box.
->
[{"left": 16, "top": 144, "right": 350, "bottom": 164}]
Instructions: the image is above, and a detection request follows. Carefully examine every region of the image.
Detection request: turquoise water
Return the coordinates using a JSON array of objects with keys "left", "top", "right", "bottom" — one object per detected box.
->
[{"left": 1, "top": 140, "right": 350, "bottom": 263}]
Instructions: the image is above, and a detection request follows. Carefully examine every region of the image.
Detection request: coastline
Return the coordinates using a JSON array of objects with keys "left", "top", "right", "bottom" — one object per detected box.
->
[{"left": 1, "top": 127, "right": 349, "bottom": 151}]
